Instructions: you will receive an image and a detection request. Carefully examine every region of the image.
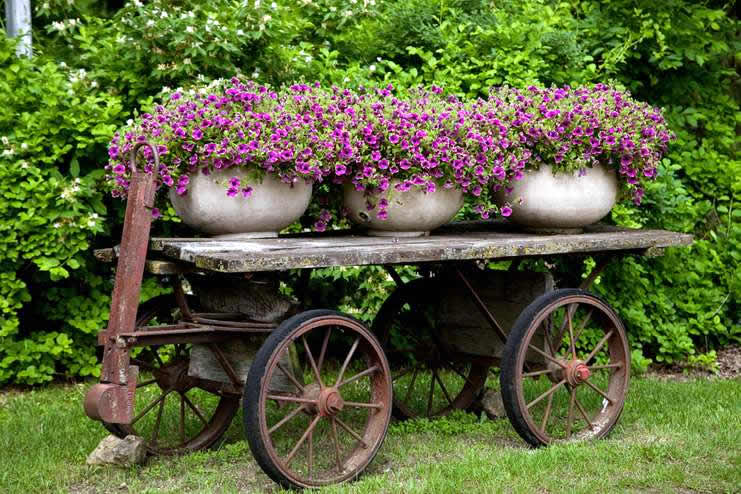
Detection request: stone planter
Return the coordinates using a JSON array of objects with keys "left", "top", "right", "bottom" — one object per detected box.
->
[
  {"left": 497, "top": 164, "right": 618, "bottom": 232},
  {"left": 344, "top": 182, "right": 464, "bottom": 237},
  {"left": 169, "top": 168, "right": 312, "bottom": 239}
]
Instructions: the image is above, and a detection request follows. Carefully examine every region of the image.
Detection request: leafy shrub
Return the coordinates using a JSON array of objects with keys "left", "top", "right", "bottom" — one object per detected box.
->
[{"left": 0, "top": 0, "right": 737, "bottom": 385}]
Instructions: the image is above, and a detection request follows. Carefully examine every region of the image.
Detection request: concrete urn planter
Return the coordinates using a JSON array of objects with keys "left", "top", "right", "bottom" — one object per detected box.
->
[
  {"left": 497, "top": 164, "right": 618, "bottom": 232},
  {"left": 169, "top": 168, "right": 312, "bottom": 239},
  {"left": 344, "top": 182, "right": 464, "bottom": 237}
]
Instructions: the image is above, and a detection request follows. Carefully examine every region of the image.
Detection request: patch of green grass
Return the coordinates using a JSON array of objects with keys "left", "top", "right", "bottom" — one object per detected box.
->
[{"left": 1, "top": 377, "right": 739, "bottom": 493}]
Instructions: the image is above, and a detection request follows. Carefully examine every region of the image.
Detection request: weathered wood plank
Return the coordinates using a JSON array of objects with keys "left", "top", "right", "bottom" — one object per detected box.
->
[{"left": 152, "top": 227, "right": 691, "bottom": 273}]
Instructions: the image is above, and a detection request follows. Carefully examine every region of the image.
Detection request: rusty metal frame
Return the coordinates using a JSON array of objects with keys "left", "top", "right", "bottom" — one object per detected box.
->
[{"left": 85, "top": 142, "right": 159, "bottom": 424}]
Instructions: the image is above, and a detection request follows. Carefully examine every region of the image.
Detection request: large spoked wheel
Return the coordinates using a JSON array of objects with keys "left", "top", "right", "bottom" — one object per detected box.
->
[
  {"left": 373, "top": 278, "right": 487, "bottom": 419},
  {"left": 245, "top": 310, "right": 392, "bottom": 489},
  {"left": 501, "top": 289, "right": 630, "bottom": 446},
  {"left": 103, "top": 295, "right": 240, "bottom": 454}
]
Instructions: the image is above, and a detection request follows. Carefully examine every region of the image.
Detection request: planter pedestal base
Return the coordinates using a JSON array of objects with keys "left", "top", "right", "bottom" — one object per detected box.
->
[
  {"left": 212, "top": 231, "right": 279, "bottom": 240},
  {"left": 366, "top": 229, "right": 431, "bottom": 238},
  {"left": 521, "top": 226, "right": 585, "bottom": 235}
]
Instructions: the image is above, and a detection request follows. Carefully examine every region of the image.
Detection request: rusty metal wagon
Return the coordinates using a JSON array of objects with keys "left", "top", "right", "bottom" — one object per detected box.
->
[{"left": 84, "top": 143, "right": 692, "bottom": 489}]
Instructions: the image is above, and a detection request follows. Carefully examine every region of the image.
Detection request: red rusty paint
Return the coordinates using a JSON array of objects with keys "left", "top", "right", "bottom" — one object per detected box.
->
[{"left": 86, "top": 142, "right": 158, "bottom": 423}]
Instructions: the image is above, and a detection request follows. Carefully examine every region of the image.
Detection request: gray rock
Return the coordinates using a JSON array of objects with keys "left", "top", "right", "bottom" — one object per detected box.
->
[
  {"left": 480, "top": 389, "right": 506, "bottom": 419},
  {"left": 87, "top": 434, "right": 146, "bottom": 467}
]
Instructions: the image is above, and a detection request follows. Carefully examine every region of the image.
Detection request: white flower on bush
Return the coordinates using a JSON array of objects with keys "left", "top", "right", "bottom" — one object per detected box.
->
[
  {"left": 369, "top": 64, "right": 376, "bottom": 72},
  {"left": 87, "top": 213, "right": 100, "bottom": 228}
]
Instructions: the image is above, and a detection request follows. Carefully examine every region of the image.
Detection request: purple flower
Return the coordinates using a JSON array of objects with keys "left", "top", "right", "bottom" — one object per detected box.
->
[
  {"left": 192, "top": 128, "right": 203, "bottom": 140},
  {"left": 500, "top": 206, "right": 512, "bottom": 217}
]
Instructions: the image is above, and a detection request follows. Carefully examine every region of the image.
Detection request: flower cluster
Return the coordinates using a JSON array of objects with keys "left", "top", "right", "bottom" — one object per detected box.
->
[
  {"left": 106, "top": 78, "right": 335, "bottom": 200},
  {"left": 106, "top": 80, "right": 673, "bottom": 227},
  {"left": 325, "top": 85, "right": 520, "bottom": 219},
  {"left": 486, "top": 84, "right": 674, "bottom": 204}
]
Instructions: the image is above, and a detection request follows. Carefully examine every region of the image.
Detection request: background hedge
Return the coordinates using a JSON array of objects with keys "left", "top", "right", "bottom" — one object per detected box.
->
[{"left": 0, "top": 0, "right": 738, "bottom": 385}]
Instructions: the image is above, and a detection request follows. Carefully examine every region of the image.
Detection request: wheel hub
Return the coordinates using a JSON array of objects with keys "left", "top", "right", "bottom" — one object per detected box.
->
[
  {"left": 318, "top": 387, "right": 344, "bottom": 416},
  {"left": 153, "top": 359, "right": 196, "bottom": 393},
  {"left": 564, "top": 360, "right": 590, "bottom": 386}
]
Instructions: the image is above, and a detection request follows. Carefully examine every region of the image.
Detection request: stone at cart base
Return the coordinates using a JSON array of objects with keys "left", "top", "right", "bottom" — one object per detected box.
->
[
  {"left": 87, "top": 435, "right": 146, "bottom": 467},
  {"left": 480, "top": 389, "right": 506, "bottom": 420}
]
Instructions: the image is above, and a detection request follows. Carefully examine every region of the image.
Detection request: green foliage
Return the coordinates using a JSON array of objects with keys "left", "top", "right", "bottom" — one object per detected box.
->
[{"left": 0, "top": 0, "right": 737, "bottom": 384}]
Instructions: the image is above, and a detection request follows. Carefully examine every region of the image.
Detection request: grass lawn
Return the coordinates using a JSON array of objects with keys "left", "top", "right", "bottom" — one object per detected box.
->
[{"left": 0, "top": 376, "right": 738, "bottom": 493}]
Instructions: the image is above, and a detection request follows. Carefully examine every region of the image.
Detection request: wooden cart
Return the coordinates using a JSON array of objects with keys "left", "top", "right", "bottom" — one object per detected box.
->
[{"left": 85, "top": 143, "right": 692, "bottom": 489}]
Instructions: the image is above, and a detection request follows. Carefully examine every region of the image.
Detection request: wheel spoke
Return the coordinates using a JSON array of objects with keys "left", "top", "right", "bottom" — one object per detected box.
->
[
  {"left": 179, "top": 393, "right": 186, "bottom": 445},
  {"left": 426, "top": 370, "right": 436, "bottom": 416},
  {"left": 335, "top": 337, "right": 360, "bottom": 386},
  {"left": 433, "top": 369, "right": 454, "bottom": 406},
  {"left": 392, "top": 366, "right": 413, "bottom": 382},
  {"left": 267, "top": 395, "right": 318, "bottom": 405},
  {"left": 403, "top": 367, "right": 419, "bottom": 404},
  {"left": 344, "top": 401, "right": 384, "bottom": 410},
  {"left": 284, "top": 414, "right": 321, "bottom": 467},
  {"left": 573, "top": 307, "right": 594, "bottom": 342},
  {"left": 132, "top": 390, "right": 170, "bottom": 425},
  {"left": 574, "top": 397, "right": 594, "bottom": 430},
  {"left": 268, "top": 404, "right": 306, "bottom": 435},
  {"left": 131, "top": 358, "right": 156, "bottom": 371},
  {"left": 589, "top": 363, "right": 623, "bottom": 371},
  {"left": 307, "top": 428, "right": 313, "bottom": 480},
  {"left": 276, "top": 362, "right": 305, "bottom": 393},
  {"left": 565, "top": 387, "right": 576, "bottom": 438},
  {"left": 182, "top": 392, "right": 208, "bottom": 426},
  {"left": 330, "top": 417, "right": 343, "bottom": 472},
  {"left": 528, "top": 344, "right": 567, "bottom": 368},
  {"left": 136, "top": 378, "right": 158, "bottom": 388},
  {"left": 149, "top": 348, "right": 164, "bottom": 366},
  {"left": 151, "top": 395, "right": 166, "bottom": 444},
  {"left": 302, "top": 336, "right": 323, "bottom": 387},
  {"left": 447, "top": 361, "right": 479, "bottom": 389},
  {"left": 335, "top": 416, "right": 368, "bottom": 448},
  {"left": 523, "top": 368, "right": 557, "bottom": 378},
  {"left": 316, "top": 327, "right": 331, "bottom": 375},
  {"left": 585, "top": 330, "right": 614, "bottom": 363},
  {"left": 338, "top": 365, "right": 380, "bottom": 388},
  {"left": 567, "top": 304, "right": 576, "bottom": 359},
  {"left": 543, "top": 318, "right": 557, "bottom": 357},
  {"left": 526, "top": 379, "right": 566, "bottom": 409},
  {"left": 583, "top": 379, "right": 613, "bottom": 404},
  {"left": 540, "top": 392, "right": 554, "bottom": 433}
]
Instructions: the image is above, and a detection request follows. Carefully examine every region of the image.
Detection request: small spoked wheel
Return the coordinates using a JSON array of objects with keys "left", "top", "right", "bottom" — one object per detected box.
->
[
  {"left": 244, "top": 310, "right": 392, "bottom": 489},
  {"left": 103, "top": 295, "right": 240, "bottom": 454},
  {"left": 501, "top": 289, "right": 630, "bottom": 446},
  {"left": 373, "top": 279, "right": 487, "bottom": 419}
]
